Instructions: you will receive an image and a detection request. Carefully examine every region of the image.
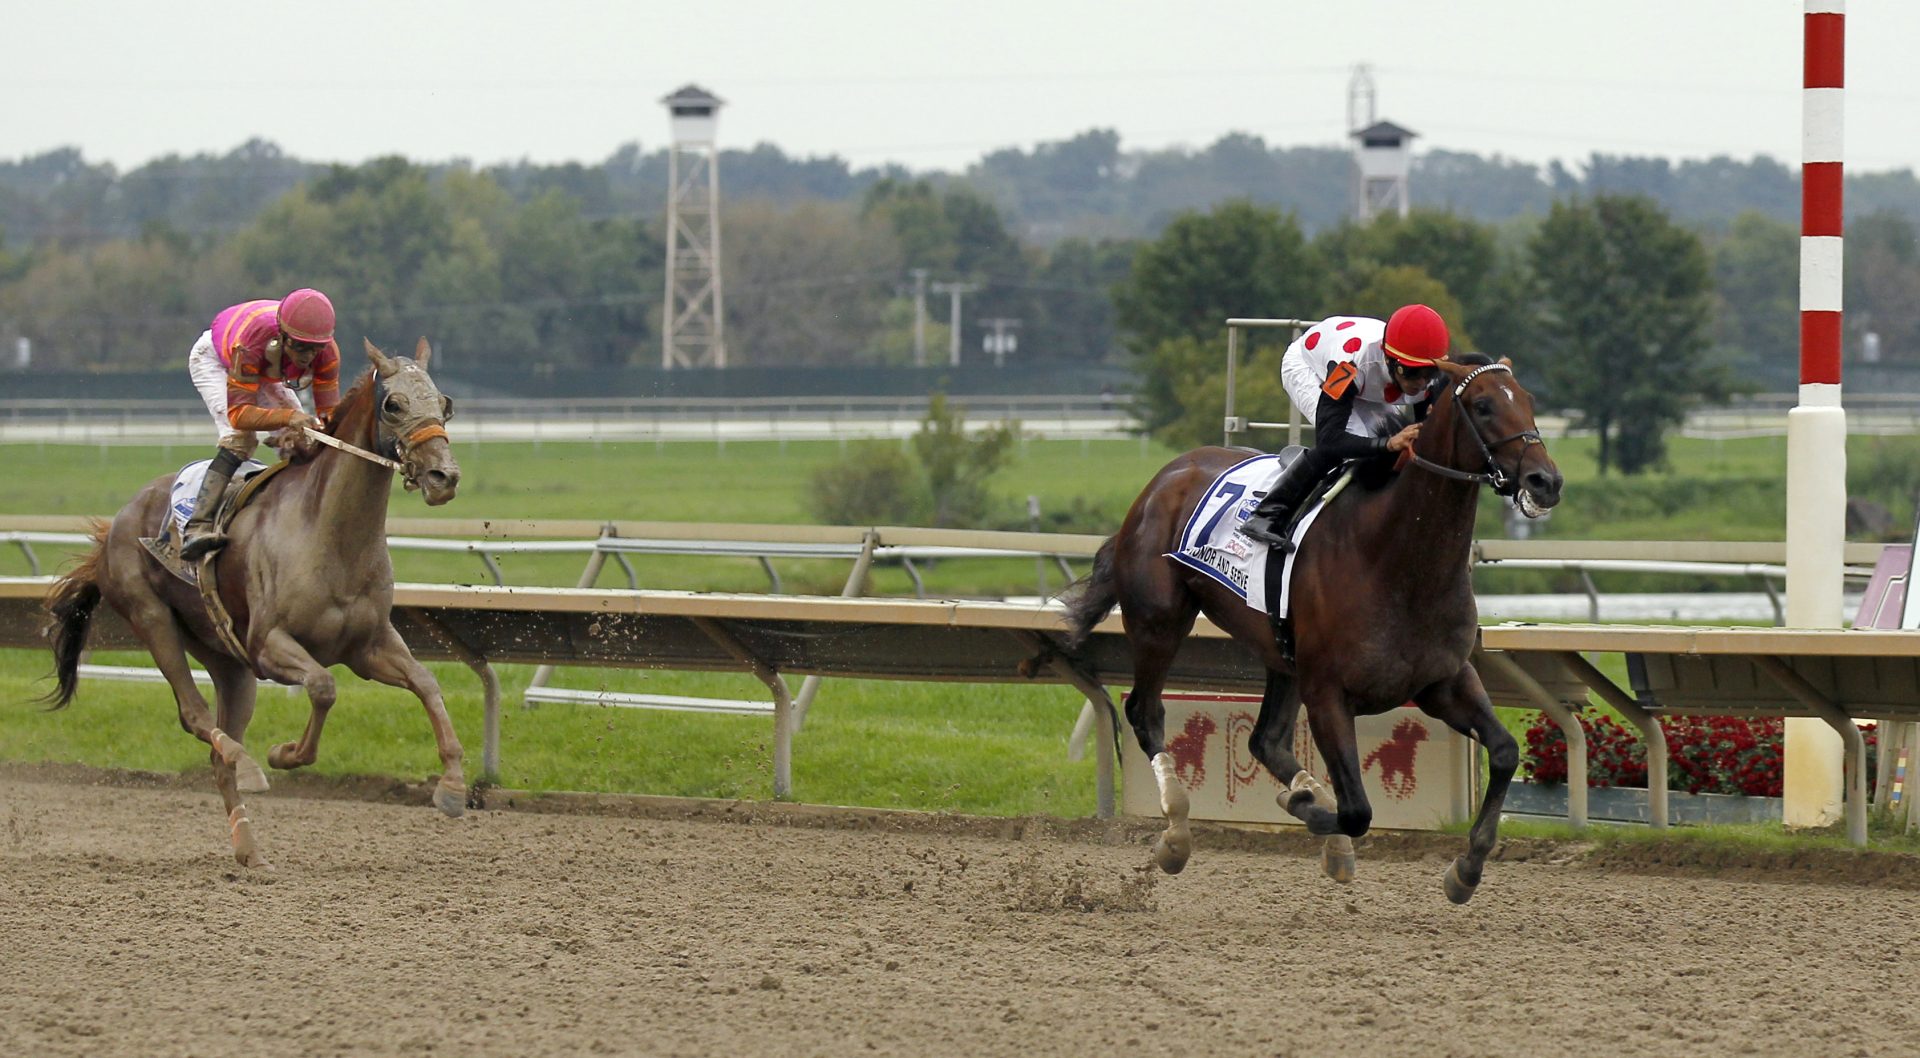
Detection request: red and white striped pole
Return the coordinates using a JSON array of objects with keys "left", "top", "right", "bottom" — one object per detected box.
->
[{"left": 1784, "top": 0, "right": 1848, "bottom": 828}]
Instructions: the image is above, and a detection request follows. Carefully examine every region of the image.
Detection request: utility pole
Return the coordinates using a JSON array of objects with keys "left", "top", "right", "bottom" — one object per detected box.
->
[
  {"left": 980, "top": 317, "right": 1021, "bottom": 368},
  {"left": 929, "top": 281, "right": 980, "bottom": 367},
  {"left": 910, "top": 268, "right": 930, "bottom": 367}
]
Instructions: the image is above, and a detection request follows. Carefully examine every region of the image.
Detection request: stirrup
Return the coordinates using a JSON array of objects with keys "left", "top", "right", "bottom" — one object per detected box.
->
[
  {"left": 179, "top": 527, "right": 228, "bottom": 561},
  {"left": 1237, "top": 516, "right": 1295, "bottom": 552}
]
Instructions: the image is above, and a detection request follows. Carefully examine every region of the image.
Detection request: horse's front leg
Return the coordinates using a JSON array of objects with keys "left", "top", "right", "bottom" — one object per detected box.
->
[
  {"left": 251, "top": 627, "right": 338, "bottom": 773},
  {"left": 1301, "top": 681, "right": 1372, "bottom": 884},
  {"left": 1248, "top": 668, "right": 1326, "bottom": 813},
  {"left": 1414, "top": 663, "right": 1518, "bottom": 905},
  {"left": 349, "top": 625, "right": 467, "bottom": 818}
]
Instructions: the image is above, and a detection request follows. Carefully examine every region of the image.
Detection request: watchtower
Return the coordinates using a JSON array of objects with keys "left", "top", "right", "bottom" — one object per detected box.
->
[
  {"left": 662, "top": 84, "right": 727, "bottom": 369},
  {"left": 1352, "top": 119, "right": 1416, "bottom": 222}
]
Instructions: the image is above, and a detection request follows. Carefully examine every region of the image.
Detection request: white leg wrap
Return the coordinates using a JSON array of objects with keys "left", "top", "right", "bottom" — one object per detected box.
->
[
  {"left": 1290, "top": 770, "right": 1336, "bottom": 810},
  {"left": 1151, "top": 752, "right": 1188, "bottom": 819}
]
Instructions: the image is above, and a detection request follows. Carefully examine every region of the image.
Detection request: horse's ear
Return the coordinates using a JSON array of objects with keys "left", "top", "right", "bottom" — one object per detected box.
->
[
  {"left": 414, "top": 337, "right": 432, "bottom": 370},
  {"left": 1499, "top": 356, "right": 1513, "bottom": 368},
  {"left": 364, "top": 339, "right": 398, "bottom": 377}
]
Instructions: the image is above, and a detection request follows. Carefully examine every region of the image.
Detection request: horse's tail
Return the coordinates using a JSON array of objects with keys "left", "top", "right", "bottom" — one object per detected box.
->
[
  {"left": 40, "top": 522, "right": 110, "bottom": 709},
  {"left": 1060, "top": 535, "right": 1120, "bottom": 650}
]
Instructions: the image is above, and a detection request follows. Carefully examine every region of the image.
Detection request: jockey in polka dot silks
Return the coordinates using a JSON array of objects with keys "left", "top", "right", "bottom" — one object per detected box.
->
[
  {"left": 178, "top": 289, "right": 342, "bottom": 560},
  {"left": 1238, "top": 304, "right": 1452, "bottom": 551}
]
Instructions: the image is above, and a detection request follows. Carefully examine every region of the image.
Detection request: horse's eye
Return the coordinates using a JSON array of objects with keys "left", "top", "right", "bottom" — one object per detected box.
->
[
  {"left": 384, "top": 396, "right": 404, "bottom": 417},
  {"left": 1474, "top": 398, "right": 1494, "bottom": 416}
]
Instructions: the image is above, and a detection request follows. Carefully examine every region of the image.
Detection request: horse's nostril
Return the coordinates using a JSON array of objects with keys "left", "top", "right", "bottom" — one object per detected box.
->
[{"left": 425, "top": 470, "right": 454, "bottom": 490}]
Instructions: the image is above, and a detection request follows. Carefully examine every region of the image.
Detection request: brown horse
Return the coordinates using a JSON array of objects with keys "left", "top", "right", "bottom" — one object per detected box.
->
[
  {"left": 42, "top": 339, "right": 465, "bottom": 867},
  {"left": 1063, "top": 356, "right": 1561, "bottom": 903}
]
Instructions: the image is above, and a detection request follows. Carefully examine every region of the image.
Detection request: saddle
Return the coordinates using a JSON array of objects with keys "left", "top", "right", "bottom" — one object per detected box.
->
[{"left": 139, "top": 459, "right": 289, "bottom": 586}]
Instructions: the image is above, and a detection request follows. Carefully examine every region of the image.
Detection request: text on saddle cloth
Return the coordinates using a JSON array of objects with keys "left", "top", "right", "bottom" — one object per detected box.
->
[
  {"left": 166, "top": 457, "right": 271, "bottom": 538},
  {"left": 1164, "top": 453, "right": 1349, "bottom": 620}
]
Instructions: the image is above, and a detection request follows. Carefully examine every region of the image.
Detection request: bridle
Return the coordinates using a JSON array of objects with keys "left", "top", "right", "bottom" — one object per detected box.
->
[
  {"left": 303, "top": 367, "right": 451, "bottom": 490},
  {"left": 373, "top": 369, "right": 453, "bottom": 491},
  {"left": 1403, "top": 363, "right": 1542, "bottom": 495}
]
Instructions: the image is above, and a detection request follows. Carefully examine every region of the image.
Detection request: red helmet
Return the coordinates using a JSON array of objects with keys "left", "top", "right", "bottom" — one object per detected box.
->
[
  {"left": 1383, "top": 304, "right": 1450, "bottom": 367},
  {"left": 279, "top": 288, "right": 335, "bottom": 344}
]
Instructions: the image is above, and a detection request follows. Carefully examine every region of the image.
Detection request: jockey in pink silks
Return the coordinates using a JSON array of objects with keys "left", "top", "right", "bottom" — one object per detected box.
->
[{"left": 179, "top": 288, "right": 342, "bottom": 559}]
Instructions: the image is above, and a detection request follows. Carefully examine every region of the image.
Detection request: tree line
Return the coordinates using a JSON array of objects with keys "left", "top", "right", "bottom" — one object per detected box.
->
[
  {"left": 4, "top": 134, "right": 1920, "bottom": 475},
  {"left": 7, "top": 131, "right": 1920, "bottom": 246}
]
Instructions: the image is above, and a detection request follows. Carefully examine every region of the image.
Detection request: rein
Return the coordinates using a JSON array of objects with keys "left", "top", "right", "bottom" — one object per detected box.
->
[
  {"left": 302, "top": 427, "right": 403, "bottom": 471},
  {"left": 1404, "top": 363, "right": 1542, "bottom": 494}
]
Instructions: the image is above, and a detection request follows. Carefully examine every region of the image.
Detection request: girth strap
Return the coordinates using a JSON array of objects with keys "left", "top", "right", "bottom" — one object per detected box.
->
[{"left": 195, "top": 554, "right": 250, "bottom": 661}]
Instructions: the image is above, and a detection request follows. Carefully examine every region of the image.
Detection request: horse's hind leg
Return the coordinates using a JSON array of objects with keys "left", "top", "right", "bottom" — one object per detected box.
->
[
  {"left": 203, "top": 653, "right": 266, "bottom": 867},
  {"left": 349, "top": 625, "right": 466, "bottom": 818},
  {"left": 1118, "top": 595, "right": 1198, "bottom": 875},
  {"left": 1415, "top": 664, "right": 1518, "bottom": 905},
  {"left": 118, "top": 595, "right": 267, "bottom": 862},
  {"left": 251, "top": 628, "right": 337, "bottom": 773}
]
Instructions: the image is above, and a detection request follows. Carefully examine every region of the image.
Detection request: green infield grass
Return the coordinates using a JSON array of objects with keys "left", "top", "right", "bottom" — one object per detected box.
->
[{"left": 0, "top": 647, "right": 1103, "bottom": 817}]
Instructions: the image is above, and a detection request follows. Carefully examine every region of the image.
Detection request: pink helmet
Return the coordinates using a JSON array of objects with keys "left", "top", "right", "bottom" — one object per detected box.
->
[{"left": 279, "top": 288, "right": 336, "bottom": 344}]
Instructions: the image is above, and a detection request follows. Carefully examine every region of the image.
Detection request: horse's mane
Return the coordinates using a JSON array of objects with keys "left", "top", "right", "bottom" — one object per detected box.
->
[{"left": 326, "top": 369, "right": 379, "bottom": 438}]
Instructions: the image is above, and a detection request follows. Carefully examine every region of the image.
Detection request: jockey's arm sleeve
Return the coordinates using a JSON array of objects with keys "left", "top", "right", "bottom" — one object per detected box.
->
[
  {"left": 224, "top": 347, "right": 306, "bottom": 431},
  {"left": 311, "top": 342, "right": 341, "bottom": 417},
  {"left": 1313, "top": 390, "right": 1388, "bottom": 461},
  {"left": 227, "top": 399, "right": 303, "bottom": 432}
]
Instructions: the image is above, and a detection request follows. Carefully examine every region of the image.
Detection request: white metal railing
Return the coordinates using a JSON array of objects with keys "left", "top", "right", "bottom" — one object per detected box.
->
[
  {"left": 0, "top": 528, "right": 1081, "bottom": 599},
  {"left": 0, "top": 394, "right": 1140, "bottom": 445},
  {"left": 6, "top": 526, "right": 1875, "bottom": 625}
]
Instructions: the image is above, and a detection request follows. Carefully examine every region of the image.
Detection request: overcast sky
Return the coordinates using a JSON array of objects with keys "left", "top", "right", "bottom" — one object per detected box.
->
[{"left": 7, "top": 1, "right": 1918, "bottom": 175}]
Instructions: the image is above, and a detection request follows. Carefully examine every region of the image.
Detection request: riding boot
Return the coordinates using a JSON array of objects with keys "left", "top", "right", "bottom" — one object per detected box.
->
[
  {"left": 179, "top": 449, "right": 243, "bottom": 561},
  {"left": 1238, "top": 454, "right": 1322, "bottom": 551}
]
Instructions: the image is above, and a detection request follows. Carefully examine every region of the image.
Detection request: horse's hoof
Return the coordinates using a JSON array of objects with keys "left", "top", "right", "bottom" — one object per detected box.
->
[
  {"left": 1443, "top": 858, "right": 1478, "bottom": 905},
  {"left": 234, "top": 755, "right": 270, "bottom": 794},
  {"left": 229, "top": 813, "right": 266, "bottom": 868},
  {"left": 1321, "top": 835, "right": 1356, "bottom": 884},
  {"left": 1151, "top": 827, "right": 1192, "bottom": 875},
  {"left": 267, "top": 742, "right": 300, "bottom": 770},
  {"left": 434, "top": 782, "right": 467, "bottom": 819}
]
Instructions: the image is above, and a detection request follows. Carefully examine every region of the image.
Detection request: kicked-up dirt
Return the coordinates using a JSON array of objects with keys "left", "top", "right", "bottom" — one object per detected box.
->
[{"left": 2, "top": 767, "right": 1918, "bottom": 1057}]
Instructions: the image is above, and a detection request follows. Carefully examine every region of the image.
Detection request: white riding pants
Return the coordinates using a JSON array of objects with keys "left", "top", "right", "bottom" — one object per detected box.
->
[
  {"left": 187, "top": 330, "right": 301, "bottom": 454},
  {"left": 1279, "top": 340, "right": 1320, "bottom": 426}
]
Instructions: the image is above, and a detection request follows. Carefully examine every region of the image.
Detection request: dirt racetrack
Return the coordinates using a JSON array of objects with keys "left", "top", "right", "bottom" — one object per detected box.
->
[{"left": 3, "top": 770, "right": 1919, "bottom": 1058}]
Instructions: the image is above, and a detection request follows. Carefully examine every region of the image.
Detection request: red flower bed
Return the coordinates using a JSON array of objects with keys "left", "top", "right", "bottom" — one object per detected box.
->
[{"left": 1522, "top": 711, "right": 1877, "bottom": 798}]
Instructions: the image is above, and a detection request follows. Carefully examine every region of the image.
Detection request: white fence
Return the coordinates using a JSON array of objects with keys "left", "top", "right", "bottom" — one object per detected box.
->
[
  {"left": 0, "top": 394, "right": 1135, "bottom": 445},
  {"left": 10, "top": 391, "right": 1920, "bottom": 444}
]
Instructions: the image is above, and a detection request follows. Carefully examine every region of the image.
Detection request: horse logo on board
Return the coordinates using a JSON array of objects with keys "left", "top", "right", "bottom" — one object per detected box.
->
[
  {"left": 1165, "top": 713, "right": 1216, "bottom": 788},
  {"left": 1362, "top": 716, "right": 1429, "bottom": 799}
]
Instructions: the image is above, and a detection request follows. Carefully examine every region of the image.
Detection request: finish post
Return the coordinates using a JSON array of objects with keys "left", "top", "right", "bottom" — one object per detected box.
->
[{"left": 1784, "top": 0, "right": 1848, "bottom": 828}]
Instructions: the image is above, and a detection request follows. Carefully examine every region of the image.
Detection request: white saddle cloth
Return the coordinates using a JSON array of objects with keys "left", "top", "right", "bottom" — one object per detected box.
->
[{"left": 1164, "top": 453, "right": 1343, "bottom": 619}]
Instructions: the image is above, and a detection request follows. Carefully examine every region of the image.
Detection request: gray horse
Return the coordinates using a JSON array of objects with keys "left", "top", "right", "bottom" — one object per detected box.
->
[{"left": 43, "top": 339, "right": 466, "bottom": 867}]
